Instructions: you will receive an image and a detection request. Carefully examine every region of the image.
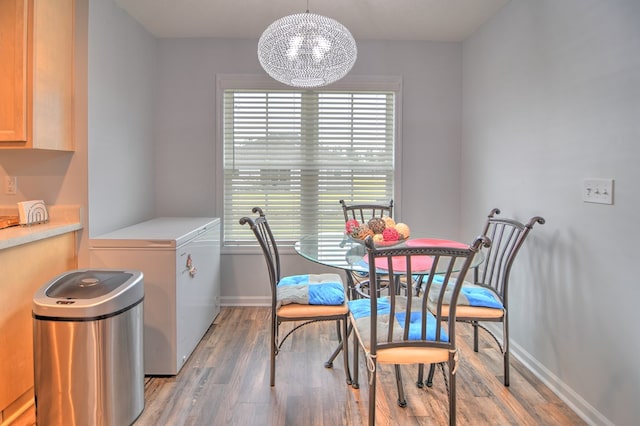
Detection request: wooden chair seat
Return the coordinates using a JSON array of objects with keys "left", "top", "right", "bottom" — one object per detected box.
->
[
  {"left": 372, "top": 345, "right": 451, "bottom": 366},
  {"left": 448, "top": 304, "right": 504, "bottom": 320},
  {"left": 277, "top": 302, "right": 349, "bottom": 319}
]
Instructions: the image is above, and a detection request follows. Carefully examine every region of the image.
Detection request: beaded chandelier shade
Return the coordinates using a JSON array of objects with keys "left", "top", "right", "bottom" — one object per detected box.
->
[{"left": 257, "top": 12, "right": 357, "bottom": 88}]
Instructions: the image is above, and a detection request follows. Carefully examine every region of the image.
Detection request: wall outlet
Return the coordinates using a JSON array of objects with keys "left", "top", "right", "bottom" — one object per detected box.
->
[
  {"left": 4, "top": 176, "right": 17, "bottom": 195},
  {"left": 583, "top": 178, "right": 613, "bottom": 205}
]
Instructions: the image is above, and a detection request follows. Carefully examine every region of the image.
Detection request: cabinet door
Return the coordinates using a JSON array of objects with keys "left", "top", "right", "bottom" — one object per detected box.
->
[
  {"left": 31, "top": 0, "right": 75, "bottom": 150},
  {"left": 0, "top": 0, "right": 27, "bottom": 142},
  {"left": 0, "top": 233, "right": 77, "bottom": 416},
  {"left": 0, "top": 0, "right": 74, "bottom": 150}
]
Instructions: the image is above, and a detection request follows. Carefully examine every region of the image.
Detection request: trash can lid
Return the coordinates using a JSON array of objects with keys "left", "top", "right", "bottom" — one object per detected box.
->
[
  {"left": 33, "top": 269, "right": 144, "bottom": 319},
  {"left": 46, "top": 270, "right": 136, "bottom": 299}
]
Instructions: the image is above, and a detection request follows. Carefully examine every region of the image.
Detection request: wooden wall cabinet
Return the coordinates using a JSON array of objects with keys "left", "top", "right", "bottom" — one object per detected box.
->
[
  {"left": 0, "top": 233, "right": 77, "bottom": 421},
  {"left": 0, "top": 0, "right": 74, "bottom": 151}
]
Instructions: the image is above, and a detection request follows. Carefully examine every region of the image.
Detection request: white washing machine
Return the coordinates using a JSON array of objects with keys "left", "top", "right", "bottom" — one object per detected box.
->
[{"left": 89, "top": 217, "right": 221, "bottom": 375}]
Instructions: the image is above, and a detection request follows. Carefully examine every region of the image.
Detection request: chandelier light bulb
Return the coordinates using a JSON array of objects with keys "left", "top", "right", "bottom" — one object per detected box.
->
[{"left": 258, "top": 12, "right": 357, "bottom": 88}]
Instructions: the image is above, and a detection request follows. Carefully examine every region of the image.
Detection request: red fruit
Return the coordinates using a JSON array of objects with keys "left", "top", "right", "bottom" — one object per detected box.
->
[
  {"left": 345, "top": 219, "right": 360, "bottom": 233},
  {"left": 382, "top": 227, "right": 400, "bottom": 241}
]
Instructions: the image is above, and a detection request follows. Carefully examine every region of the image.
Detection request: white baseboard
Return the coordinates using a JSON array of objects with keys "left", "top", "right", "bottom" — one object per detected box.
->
[
  {"left": 220, "top": 296, "right": 270, "bottom": 307},
  {"left": 509, "top": 339, "right": 613, "bottom": 426}
]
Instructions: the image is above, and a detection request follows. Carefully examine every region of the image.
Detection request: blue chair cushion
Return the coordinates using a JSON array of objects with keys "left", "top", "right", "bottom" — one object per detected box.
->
[
  {"left": 426, "top": 276, "right": 503, "bottom": 309},
  {"left": 348, "top": 296, "right": 448, "bottom": 342},
  {"left": 277, "top": 274, "right": 345, "bottom": 306}
]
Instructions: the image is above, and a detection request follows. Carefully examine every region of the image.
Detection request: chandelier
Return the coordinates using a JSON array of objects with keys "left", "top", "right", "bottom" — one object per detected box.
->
[{"left": 257, "top": 10, "right": 357, "bottom": 88}]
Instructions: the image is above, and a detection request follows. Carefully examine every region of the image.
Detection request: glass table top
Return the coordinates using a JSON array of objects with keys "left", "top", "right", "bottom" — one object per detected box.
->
[
  {"left": 294, "top": 232, "right": 484, "bottom": 275},
  {"left": 295, "top": 232, "right": 369, "bottom": 273}
]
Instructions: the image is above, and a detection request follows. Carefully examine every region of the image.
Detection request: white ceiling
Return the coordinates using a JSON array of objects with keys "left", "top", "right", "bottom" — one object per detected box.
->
[{"left": 114, "top": 0, "right": 510, "bottom": 42}]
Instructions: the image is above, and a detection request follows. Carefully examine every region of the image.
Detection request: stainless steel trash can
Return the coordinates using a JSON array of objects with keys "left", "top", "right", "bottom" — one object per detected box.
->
[{"left": 32, "top": 269, "right": 144, "bottom": 426}]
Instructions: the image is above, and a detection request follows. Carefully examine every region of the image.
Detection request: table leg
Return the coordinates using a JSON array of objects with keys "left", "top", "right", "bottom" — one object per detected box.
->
[
  {"left": 344, "top": 270, "right": 357, "bottom": 300},
  {"left": 324, "top": 320, "right": 353, "bottom": 385}
]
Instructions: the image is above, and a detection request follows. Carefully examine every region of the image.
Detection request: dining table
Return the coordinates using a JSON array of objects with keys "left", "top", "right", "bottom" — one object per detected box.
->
[{"left": 294, "top": 232, "right": 485, "bottom": 298}]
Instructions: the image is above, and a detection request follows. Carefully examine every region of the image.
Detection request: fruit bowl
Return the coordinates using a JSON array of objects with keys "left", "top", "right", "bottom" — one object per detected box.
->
[
  {"left": 345, "top": 217, "right": 411, "bottom": 247},
  {"left": 346, "top": 234, "right": 408, "bottom": 247}
]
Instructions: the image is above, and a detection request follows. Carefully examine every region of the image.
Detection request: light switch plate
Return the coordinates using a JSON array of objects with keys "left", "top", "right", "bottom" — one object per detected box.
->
[{"left": 583, "top": 178, "right": 614, "bottom": 205}]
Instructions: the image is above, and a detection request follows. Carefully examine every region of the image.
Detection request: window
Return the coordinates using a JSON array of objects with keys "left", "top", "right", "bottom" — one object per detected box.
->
[{"left": 220, "top": 77, "right": 400, "bottom": 245}]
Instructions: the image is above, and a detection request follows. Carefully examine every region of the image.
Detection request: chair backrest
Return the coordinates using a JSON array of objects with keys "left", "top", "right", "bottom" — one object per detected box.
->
[
  {"left": 340, "top": 199, "right": 394, "bottom": 223},
  {"left": 363, "top": 235, "right": 489, "bottom": 354},
  {"left": 239, "top": 207, "right": 280, "bottom": 306},
  {"left": 475, "top": 208, "right": 545, "bottom": 303}
]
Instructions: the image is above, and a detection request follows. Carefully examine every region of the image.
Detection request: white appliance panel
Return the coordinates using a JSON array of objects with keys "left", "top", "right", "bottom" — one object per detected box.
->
[
  {"left": 89, "top": 217, "right": 220, "bottom": 375},
  {"left": 175, "top": 225, "right": 220, "bottom": 370},
  {"left": 90, "top": 217, "right": 218, "bottom": 248}
]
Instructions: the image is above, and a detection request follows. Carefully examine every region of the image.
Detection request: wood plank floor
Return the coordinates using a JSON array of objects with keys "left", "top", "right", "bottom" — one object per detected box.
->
[{"left": 14, "top": 306, "right": 584, "bottom": 425}]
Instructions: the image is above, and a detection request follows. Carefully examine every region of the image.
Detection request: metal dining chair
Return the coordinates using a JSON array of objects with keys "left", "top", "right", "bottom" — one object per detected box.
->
[
  {"left": 349, "top": 235, "right": 489, "bottom": 426},
  {"left": 340, "top": 199, "right": 394, "bottom": 224},
  {"left": 420, "top": 208, "right": 545, "bottom": 387},
  {"left": 240, "top": 207, "right": 351, "bottom": 386},
  {"left": 339, "top": 199, "right": 394, "bottom": 299}
]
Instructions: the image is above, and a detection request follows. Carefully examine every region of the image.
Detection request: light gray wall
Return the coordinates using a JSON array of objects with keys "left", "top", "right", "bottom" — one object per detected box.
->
[
  {"left": 153, "top": 39, "right": 464, "bottom": 235},
  {"left": 87, "top": 0, "right": 157, "bottom": 237},
  {"left": 461, "top": 1, "right": 640, "bottom": 425},
  {"left": 152, "top": 38, "right": 464, "bottom": 302}
]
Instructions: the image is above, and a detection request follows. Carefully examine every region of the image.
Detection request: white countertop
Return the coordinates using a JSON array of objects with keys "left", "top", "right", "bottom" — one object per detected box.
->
[{"left": 0, "top": 205, "right": 82, "bottom": 250}]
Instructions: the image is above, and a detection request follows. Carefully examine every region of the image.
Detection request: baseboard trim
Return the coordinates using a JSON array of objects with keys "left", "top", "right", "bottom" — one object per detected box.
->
[
  {"left": 220, "top": 296, "right": 270, "bottom": 307},
  {"left": 509, "top": 340, "right": 613, "bottom": 426}
]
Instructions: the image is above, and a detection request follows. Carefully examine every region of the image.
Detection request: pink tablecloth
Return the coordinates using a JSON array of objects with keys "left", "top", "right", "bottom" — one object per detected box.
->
[{"left": 363, "top": 238, "right": 468, "bottom": 272}]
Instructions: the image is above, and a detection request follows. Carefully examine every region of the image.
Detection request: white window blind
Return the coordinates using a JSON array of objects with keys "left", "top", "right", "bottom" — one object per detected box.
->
[{"left": 223, "top": 88, "right": 395, "bottom": 244}]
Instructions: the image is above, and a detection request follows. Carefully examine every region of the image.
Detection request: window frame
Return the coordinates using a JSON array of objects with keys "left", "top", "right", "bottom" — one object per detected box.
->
[{"left": 216, "top": 74, "right": 403, "bottom": 253}]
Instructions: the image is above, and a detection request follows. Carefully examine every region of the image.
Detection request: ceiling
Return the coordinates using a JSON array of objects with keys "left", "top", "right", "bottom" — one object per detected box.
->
[{"left": 114, "top": 0, "right": 510, "bottom": 42}]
